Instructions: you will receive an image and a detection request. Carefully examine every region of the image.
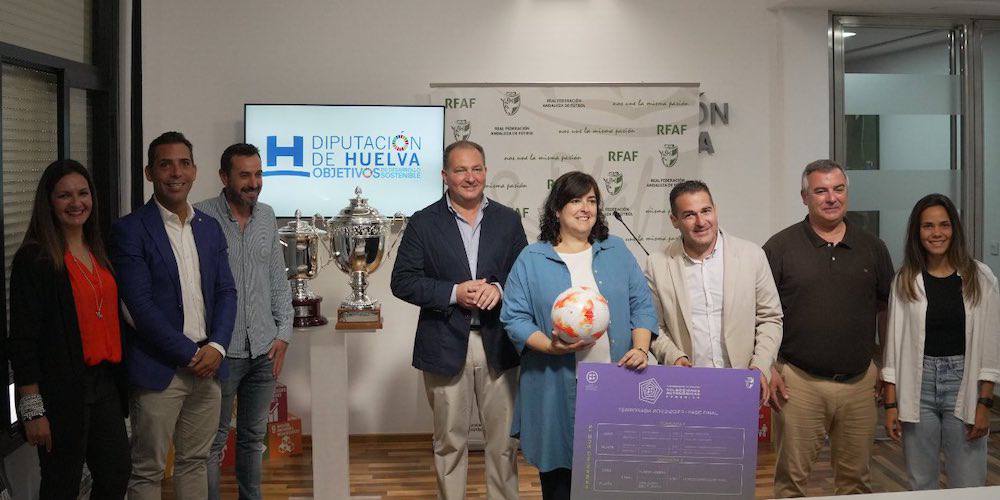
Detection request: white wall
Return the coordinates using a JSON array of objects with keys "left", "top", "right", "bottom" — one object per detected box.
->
[
  {"left": 770, "top": 8, "right": 832, "bottom": 232},
  {"left": 140, "top": 0, "right": 833, "bottom": 434}
]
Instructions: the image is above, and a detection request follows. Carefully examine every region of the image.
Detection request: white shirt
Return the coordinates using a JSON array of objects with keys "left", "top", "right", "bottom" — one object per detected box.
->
[
  {"left": 882, "top": 262, "right": 1000, "bottom": 424},
  {"left": 445, "top": 195, "right": 499, "bottom": 327},
  {"left": 557, "top": 248, "right": 611, "bottom": 364},
  {"left": 682, "top": 231, "right": 728, "bottom": 368},
  {"left": 155, "top": 199, "right": 226, "bottom": 357}
]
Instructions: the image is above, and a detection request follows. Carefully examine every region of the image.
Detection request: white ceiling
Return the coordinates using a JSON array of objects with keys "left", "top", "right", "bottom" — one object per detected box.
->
[{"left": 767, "top": 0, "right": 1000, "bottom": 16}]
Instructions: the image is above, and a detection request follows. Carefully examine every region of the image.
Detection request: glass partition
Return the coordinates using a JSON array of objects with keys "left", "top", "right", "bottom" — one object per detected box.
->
[
  {"left": 981, "top": 23, "right": 1000, "bottom": 275},
  {"left": 834, "top": 20, "right": 965, "bottom": 267}
]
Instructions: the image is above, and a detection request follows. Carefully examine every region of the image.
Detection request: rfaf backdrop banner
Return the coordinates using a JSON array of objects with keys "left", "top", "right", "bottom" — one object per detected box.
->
[{"left": 430, "top": 84, "right": 700, "bottom": 260}]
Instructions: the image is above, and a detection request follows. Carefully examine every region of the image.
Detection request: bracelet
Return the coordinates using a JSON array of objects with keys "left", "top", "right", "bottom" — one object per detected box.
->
[
  {"left": 635, "top": 347, "right": 649, "bottom": 356},
  {"left": 883, "top": 402, "right": 897, "bottom": 409},
  {"left": 17, "top": 393, "right": 45, "bottom": 421}
]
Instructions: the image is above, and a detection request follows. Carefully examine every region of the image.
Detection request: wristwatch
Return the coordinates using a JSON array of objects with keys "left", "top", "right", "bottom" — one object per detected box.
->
[
  {"left": 883, "top": 402, "right": 897, "bottom": 410},
  {"left": 977, "top": 397, "right": 994, "bottom": 409}
]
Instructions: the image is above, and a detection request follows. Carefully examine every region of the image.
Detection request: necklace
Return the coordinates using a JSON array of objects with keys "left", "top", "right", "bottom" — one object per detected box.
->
[{"left": 72, "top": 253, "right": 105, "bottom": 319}]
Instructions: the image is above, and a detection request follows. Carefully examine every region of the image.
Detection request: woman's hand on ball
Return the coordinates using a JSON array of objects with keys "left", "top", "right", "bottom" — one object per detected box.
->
[{"left": 549, "top": 331, "right": 593, "bottom": 355}]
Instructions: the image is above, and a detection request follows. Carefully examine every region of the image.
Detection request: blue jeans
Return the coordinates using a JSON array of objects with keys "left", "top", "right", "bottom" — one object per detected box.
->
[
  {"left": 901, "top": 355, "right": 987, "bottom": 490},
  {"left": 207, "top": 355, "right": 277, "bottom": 500}
]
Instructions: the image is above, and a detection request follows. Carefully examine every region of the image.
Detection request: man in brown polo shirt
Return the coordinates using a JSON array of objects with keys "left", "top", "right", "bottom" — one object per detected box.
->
[{"left": 763, "top": 159, "right": 894, "bottom": 497}]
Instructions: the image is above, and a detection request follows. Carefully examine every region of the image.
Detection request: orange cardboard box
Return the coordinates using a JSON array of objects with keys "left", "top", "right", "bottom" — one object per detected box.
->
[
  {"left": 265, "top": 414, "right": 302, "bottom": 460},
  {"left": 164, "top": 445, "right": 175, "bottom": 479},
  {"left": 268, "top": 383, "right": 288, "bottom": 423},
  {"left": 758, "top": 406, "right": 772, "bottom": 442}
]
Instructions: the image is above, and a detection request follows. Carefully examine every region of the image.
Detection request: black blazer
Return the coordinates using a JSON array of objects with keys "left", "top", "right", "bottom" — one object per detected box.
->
[
  {"left": 6, "top": 243, "right": 129, "bottom": 434},
  {"left": 391, "top": 196, "right": 528, "bottom": 376}
]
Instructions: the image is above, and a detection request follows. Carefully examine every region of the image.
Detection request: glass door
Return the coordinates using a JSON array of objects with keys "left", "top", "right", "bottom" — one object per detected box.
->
[
  {"left": 977, "top": 20, "right": 1000, "bottom": 275},
  {"left": 833, "top": 17, "right": 967, "bottom": 266}
]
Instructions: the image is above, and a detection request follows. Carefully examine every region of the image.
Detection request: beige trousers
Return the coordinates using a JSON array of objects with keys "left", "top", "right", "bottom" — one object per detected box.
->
[
  {"left": 773, "top": 361, "right": 877, "bottom": 498},
  {"left": 423, "top": 330, "right": 520, "bottom": 500},
  {"left": 127, "top": 370, "right": 222, "bottom": 500}
]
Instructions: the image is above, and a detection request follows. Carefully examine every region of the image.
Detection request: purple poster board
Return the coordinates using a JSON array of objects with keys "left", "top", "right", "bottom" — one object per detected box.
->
[{"left": 572, "top": 363, "right": 758, "bottom": 499}]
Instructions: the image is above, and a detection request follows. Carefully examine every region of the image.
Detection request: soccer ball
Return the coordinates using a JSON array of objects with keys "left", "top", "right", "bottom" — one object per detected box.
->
[{"left": 551, "top": 286, "right": 610, "bottom": 343}]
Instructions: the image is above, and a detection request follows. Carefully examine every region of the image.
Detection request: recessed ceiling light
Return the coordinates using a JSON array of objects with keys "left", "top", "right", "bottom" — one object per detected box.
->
[{"left": 844, "top": 31, "right": 857, "bottom": 38}]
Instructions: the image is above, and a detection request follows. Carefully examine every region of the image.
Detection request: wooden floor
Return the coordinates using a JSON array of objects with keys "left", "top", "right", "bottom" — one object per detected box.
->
[{"left": 169, "top": 410, "right": 1000, "bottom": 499}]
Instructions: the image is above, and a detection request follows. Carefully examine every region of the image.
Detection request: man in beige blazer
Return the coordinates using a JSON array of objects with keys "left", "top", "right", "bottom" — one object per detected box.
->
[{"left": 646, "top": 180, "right": 782, "bottom": 404}]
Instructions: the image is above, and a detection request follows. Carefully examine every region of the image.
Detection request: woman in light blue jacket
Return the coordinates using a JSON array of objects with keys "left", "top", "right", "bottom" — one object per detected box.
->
[{"left": 500, "top": 171, "right": 657, "bottom": 500}]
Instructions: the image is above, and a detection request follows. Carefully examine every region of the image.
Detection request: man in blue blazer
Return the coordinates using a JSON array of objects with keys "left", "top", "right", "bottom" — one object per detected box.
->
[
  {"left": 391, "top": 140, "right": 528, "bottom": 500},
  {"left": 111, "top": 131, "right": 237, "bottom": 500}
]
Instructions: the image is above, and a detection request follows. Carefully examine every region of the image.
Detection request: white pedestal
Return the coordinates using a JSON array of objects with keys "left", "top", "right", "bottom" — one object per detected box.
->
[{"left": 305, "top": 326, "right": 379, "bottom": 500}]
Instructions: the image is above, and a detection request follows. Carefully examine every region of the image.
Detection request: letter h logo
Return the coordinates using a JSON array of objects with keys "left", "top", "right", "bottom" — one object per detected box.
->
[{"left": 266, "top": 136, "right": 304, "bottom": 167}]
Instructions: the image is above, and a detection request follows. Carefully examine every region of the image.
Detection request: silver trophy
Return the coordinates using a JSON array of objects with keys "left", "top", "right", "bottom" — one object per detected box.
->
[
  {"left": 278, "top": 210, "right": 328, "bottom": 327},
  {"left": 319, "top": 187, "right": 405, "bottom": 329}
]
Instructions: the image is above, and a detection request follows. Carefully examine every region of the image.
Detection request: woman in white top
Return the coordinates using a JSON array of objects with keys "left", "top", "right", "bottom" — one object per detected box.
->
[{"left": 882, "top": 193, "right": 1000, "bottom": 489}]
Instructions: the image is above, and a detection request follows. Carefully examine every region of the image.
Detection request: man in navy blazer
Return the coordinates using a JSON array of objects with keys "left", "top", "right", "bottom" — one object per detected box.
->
[
  {"left": 111, "top": 131, "right": 236, "bottom": 500},
  {"left": 391, "top": 140, "right": 527, "bottom": 499}
]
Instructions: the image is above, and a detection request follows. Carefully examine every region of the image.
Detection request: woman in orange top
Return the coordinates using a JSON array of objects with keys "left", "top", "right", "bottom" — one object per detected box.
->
[{"left": 8, "top": 159, "right": 130, "bottom": 499}]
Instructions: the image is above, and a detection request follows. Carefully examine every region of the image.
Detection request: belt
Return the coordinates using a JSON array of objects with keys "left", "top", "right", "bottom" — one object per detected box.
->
[
  {"left": 785, "top": 359, "right": 866, "bottom": 383},
  {"left": 469, "top": 325, "right": 482, "bottom": 332},
  {"left": 802, "top": 366, "right": 866, "bottom": 382}
]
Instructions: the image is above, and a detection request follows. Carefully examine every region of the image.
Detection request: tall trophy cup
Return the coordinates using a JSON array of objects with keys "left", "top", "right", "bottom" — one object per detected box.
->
[
  {"left": 321, "top": 187, "right": 405, "bottom": 329},
  {"left": 278, "top": 210, "right": 328, "bottom": 327}
]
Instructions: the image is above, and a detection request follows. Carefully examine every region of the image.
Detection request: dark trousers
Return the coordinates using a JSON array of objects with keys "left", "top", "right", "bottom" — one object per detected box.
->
[
  {"left": 539, "top": 467, "right": 572, "bottom": 500},
  {"left": 37, "top": 363, "right": 130, "bottom": 499}
]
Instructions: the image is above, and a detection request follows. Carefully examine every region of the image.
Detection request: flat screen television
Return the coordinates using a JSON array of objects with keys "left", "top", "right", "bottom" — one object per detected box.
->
[{"left": 244, "top": 104, "right": 445, "bottom": 217}]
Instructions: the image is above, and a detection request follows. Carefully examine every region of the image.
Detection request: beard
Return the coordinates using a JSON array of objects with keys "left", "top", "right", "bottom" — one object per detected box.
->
[{"left": 226, "top": 187, "right": 258, "bottom": 208}]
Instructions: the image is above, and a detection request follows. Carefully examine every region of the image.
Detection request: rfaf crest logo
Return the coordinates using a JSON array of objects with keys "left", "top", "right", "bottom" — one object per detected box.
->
[
  {"left": 659, "top": 143, "right": 679, "bottom": 168},
  {"left": 745, "top": 376, "right": 755, "bottom": 389},
  {"left": 603, "top": 171, "right": 623, "bottom": 196},
  {"left": 451, "top": 120, "right": 471, "bottom": 141},
  {"left": 501, "top": 91, "right": 521, "bottom": 116}
]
